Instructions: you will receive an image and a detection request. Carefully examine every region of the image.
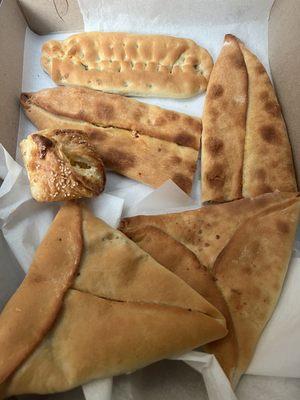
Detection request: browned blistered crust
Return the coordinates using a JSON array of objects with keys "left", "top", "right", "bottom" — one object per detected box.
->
[
  {"left": 0, "top": 205, "right": 227, "bottom": 397},
  {"left": 120, "top": 192, "right": 300, "bottom": 386},
  {"left": 201, "top": 34, "right": 297, "bottom": 203},
  {"left": 20, "top": 87, "right": 202, "bottom": 193},
  {"left": 41, "top": 32, "right": 213, "bottom": 98}
]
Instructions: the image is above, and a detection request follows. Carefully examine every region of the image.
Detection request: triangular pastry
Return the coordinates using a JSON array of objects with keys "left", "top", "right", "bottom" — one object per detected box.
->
[
  {"left": 120, "top": 192, "right": 300, "bottom": 385},
  {"left": 0, "top": 203, "right": 226, "bottom": 397},
  {"left": 123, "top": 225, "right": 239, "bottom": 384}
]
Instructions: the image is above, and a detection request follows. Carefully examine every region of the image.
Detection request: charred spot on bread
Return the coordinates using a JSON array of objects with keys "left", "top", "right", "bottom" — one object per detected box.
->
[
  {"left": 104, "top": 149, "right": 136, "bottom": 172},
  {"left": 20, "top": 93, "right": 32, "bottom": 108},
  {"left": 205, "top": 164, "right": 225, "bottom": 188},
  {"left": 172, "top": 173, "right": 192, "bottom": 193},
  {"left": 260, "top": 125, "right": 280, "bottom": 144},
  {"left": 264, "top": 101, "right": 281, "bottom": 118},
  {"left": 31, "top": 134, "right": 54, "bottom": 159},
  {"left": 209, "top": 84, "right": 224, "bottom": 99},
  {"left": 175, "top": 132, "right": 196, "bottom": 148},
  {"left": 206, "top": 137, "right": 224, "bottom": 156}
]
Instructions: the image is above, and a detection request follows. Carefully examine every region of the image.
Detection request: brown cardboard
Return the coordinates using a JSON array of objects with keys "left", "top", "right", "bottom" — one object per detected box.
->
[
  {"left": 269, "top": 0, "right": 300, "bottom": 185},
  {"left": 0, "top": 1, "right": 299, "bottom": 398},
  {"left": 18, "top": 0, "right": 83, "bottom": 34},
  {"left": 0, "top": 0, "right": 26, "bottom": 156},
  {"left": 0, "top": 0, "right": 298, "bottom": 184}
]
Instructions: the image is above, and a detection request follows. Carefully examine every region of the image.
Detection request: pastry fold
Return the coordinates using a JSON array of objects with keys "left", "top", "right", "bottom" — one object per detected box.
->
[
  {"left": 0, "top": 203, "right": 227, "bottom": 397},
  {"left": 201, "top": 34, "right": 297, "bottom": 202},
  {"left": 20, "top": 87, "right": 202, "bottom": 193},
  {"left": 20, "top": 129, "right": 106, "bottom": 201},
  {"left": 41, "top": 32, "right": 213, "bottom": 98},
  {"left": 120, "top": 192, "right": 300, "bottom": 385}
]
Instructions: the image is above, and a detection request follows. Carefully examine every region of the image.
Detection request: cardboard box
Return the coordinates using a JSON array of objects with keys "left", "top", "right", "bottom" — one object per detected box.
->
[{"left": 0, "top": 1, "right": 299, "bottom": 399}]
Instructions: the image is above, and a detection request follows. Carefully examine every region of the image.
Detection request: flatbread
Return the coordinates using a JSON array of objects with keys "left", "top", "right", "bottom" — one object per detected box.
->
[
  {"left": 201, "top": 34, "right": 297, "bottom": 202},
  {"left": 20, "top": 87, "right": 201, "bottom": 193},
  {"left": 120, "top": 192, "right": 300, "bottom": 385},
  {"left": 201, "top": 34, "right": 248, "bottom": 202},
  {"left": 0, "top": 205, "right": 226, "bottom": 397},
  {"left": 213, "top": 200, "right": 300, "bottom": 385},
  {"left": 239, "top": 42, "right": 297, "bottom": 197},
  {"left": 120, "top": 192, "right": 299, "bottom": 269},
  {"left": 41, "top": 32, "right": 213, "bottom": 98},
  {"left": 0, "top": 202, "right": 82, "bottom": 383}
]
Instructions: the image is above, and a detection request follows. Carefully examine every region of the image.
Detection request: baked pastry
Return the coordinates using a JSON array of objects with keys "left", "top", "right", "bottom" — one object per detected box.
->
[
  {"left": 0, "top": 203, "right": 227, "bottom": 397},
  {"left": 201, "top": 34, "right": 297, "bottom": 202},
  {"left": 20, "top": 129, "right": 106, "bottom": 201},
  {"left": 120, "top": 192, "right": 300, "bottom": 385},
  {"left": 41, "top": 32, "right": 213, "bottom": 98},
  {"left": 122, "top": 226, "right": 238, "bottom": 385},
  {"left": 20, "top": 87, "right": 202, "bottom": 193}
]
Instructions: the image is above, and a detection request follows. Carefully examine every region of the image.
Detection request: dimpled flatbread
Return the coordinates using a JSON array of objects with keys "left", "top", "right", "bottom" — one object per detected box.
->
[{"left": 41, "top": 32, "right": 213, "bottom": 98}]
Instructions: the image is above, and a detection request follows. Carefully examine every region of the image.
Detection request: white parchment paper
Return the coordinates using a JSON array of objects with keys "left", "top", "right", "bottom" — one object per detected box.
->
[{"left": 1, "top": 0, "right": 300, "bottom": 399}]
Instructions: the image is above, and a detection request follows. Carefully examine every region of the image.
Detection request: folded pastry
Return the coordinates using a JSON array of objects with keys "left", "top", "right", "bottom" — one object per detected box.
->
[
  {"left": 20, "top": 87, "right": 202, "bottom": 193},
  {"left": 0, "top": 203, "right": 227, "bottom": 397},
  {"left": 41, "top": 32, "right": 213, "bottom": 98},
  {"left": 123, "top": 226, "right": 238, "bottom": 384},
  {"left": 20, "top": 129, "right": 106, "bottom": 201},
  {"left": 201, "top": 34, "right": 297, "bottom": 202},
  {"left": 120, "top": 192, "right": 300, "bottom": 386}
]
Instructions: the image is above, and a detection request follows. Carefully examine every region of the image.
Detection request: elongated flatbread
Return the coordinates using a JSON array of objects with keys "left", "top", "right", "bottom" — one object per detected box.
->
[
  {"left": 41, "top": 32, "right": 213, "bottom": 98},
  {"left": 20, "top": 87, "right": 202, "bottom": 193},
  {"left": 201, "top": 34, "right": 248, "bottom": 202},
  {"left": 0, "top": 204, "right": 226, "bottom": 397},
  {"left": 120, "top": 192, "right": 300, "bottom": 385},
  {"left": 213, "top": 200, "right": 300, "bottom": 385},
  {"left": 239, "top": 41, "right": 297, "bottom": 197},
  {"left": 201, "top": 34, "right": 297, "bottom": 202}
]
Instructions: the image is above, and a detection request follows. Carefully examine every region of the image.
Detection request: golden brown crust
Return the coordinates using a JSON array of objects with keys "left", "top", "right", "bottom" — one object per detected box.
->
[
  {"left": 120, "top": 192, "right": 300, "bottom": 386},
  {"left": 0, "top": 203, "right": 82, "bottom": 385},
  {"left": 20, "top": 88, "right": 201, "bottom": 193},
  {"left": 20, "top": 129, "right": 106, "bottom": 202},
  {"left": 239, "top": 42, "right": 298, "bottom": 196},
  {"left": 41, "top": 32, "right": 213, "bottom": 98},
  {"left": 73, "top": 208, "right": 225, "bottom": 320},
  {"left": 213, "top": 200, "right": 300, "bottom": 385},
  {"left": 120, "top": 192, "right": 299, "bottom": 269},
  {"left": 123, "top": 225, "right": 239, "bottom": 383},
  {"left": 201, "top": 34, "right": 248, "bottom": 202},
  {"left": 2, "top": 290, "right": 225, "bottom": 396},
  {"left": 0, "top": 205, "right": 227, "bottom": 396},
  {"left": 201, "top": 34, "right": 297, "bottom": 202},
  {"left": 20, "top": 88, "right": 202, "bottom": 150}
]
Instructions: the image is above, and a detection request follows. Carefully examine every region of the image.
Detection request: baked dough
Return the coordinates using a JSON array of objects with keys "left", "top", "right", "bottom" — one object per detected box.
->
[
  {"left": 120, "top": 192, "right": 300, "bottom": 386},
  {"left": 123, "top": 225, "right": 238, "bottom": 384},
  {"left": 20, "top": 129, "right": 106, "bottom": 202},
  {"left": 41, "top": 32, "right": 213, "bottom": 98},
  {"left": 0, "top": 204, "right": 227, "bottom": 397},
  {"left": 201, "top": 34, "right": 297, "bottom": 202},
  {"left": 20, "top": 87, "right": 202, "bottom": 193}
]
